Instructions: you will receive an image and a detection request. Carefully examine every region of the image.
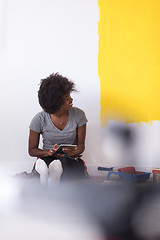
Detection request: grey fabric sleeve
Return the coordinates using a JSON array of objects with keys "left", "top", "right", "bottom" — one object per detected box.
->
[
  {"left": 75, "top": 108, "right": 88, "bottom": 127},
  {"left": 29, "top": 112, "right": 43, "bottom": 133}
]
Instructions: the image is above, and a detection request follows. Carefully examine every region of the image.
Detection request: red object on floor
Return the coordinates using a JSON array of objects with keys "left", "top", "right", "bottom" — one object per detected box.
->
[
  {"left": 116, "top": 167, "right": 136, "bottom": 174},
  {"left": 152, "top": 169, "right": 160, "bottom": 174}
]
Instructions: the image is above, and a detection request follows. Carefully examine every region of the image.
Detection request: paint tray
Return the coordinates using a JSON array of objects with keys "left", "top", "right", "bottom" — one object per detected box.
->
[{"left": 107, "top": 167, "right": 151, "bottom": 183}]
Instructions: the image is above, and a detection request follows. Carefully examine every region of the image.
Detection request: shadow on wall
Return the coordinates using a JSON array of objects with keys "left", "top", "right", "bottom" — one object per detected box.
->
[{"left": 101, "top": 120, "right": 160, "bottom": 171}]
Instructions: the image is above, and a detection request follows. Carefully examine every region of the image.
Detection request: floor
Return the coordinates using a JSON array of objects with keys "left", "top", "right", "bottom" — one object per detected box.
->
[{"left": 0, "top": 161, "right": 157, "bottom": 240}]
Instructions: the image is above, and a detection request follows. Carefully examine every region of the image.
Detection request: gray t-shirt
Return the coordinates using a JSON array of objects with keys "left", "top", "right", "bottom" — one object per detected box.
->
[{"left": 29, "top": 107, "right": 87, "bottom": 150}]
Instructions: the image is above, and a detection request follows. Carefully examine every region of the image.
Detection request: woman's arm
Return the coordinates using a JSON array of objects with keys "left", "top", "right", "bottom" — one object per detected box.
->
[
  {"left": 63, "top": 124, "right": 86, "bottom": 157},
  {"left": 28, "top": 129, "right": 58, "bottom": 158},
  {"left": 75, "top": 124, "right": 86, "bottom": 155}
]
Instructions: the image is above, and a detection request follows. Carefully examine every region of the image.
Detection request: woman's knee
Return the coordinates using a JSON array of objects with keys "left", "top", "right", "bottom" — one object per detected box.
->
[
  {"left": 49, "top": 160, "right": 63, "bottom": 175},
  {"left": 35, "top": 159, "right": 48, "bottom": 175}
]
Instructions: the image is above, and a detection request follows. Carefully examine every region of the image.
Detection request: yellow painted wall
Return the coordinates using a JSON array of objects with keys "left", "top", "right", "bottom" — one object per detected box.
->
[{"left": 98, "top": 0, "right": 160, "bottom": 125}]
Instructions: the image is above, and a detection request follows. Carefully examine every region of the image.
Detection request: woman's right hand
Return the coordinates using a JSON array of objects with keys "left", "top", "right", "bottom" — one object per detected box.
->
[
  {"left": 29, "top": 130, "right": 60, "bottom": 158},
  {"left": 48, "top": 144, "right": 59, "bottom": 156}
]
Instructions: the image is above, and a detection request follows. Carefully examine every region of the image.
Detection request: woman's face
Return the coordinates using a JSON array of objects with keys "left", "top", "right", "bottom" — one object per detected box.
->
[{"left": 61, "top": 93, "right": 73, "bottom": 111}]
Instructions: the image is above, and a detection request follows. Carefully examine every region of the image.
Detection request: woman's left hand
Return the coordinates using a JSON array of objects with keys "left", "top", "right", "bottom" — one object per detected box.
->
[
  {"left": 62, "top": 124, "right": 86, "bottom": 157},
  {"left": 62, "top": 147, "right": 77, "bottom": 157}
]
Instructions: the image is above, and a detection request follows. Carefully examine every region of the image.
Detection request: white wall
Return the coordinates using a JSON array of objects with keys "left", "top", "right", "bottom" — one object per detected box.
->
[
  {"left": 0, "top": 0, "right": 159, "bottom": 176},
  {"left": 0, "top": 0, "right": 102, "bottom": 174}
]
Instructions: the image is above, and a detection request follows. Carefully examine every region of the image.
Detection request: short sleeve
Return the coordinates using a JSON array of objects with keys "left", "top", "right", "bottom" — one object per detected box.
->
[
  {"left": 75, "top": 108, "right": 88, "bottom": 127},
  {"left": 29, "top": 112, "right": 43, "bottom": 133}
]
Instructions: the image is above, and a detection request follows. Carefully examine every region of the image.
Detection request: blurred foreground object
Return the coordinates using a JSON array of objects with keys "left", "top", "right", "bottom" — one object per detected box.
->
[{"left": 152, "top": 169, "right": 160, "bottom": 185}]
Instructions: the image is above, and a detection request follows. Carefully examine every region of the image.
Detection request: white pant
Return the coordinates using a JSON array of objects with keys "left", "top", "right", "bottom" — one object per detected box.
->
[{"left": 35, "top": 159, "right": 63, "bottom": 186}]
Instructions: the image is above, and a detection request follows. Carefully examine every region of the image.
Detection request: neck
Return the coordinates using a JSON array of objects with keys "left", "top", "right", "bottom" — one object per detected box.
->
[
  {"left": 52, "top": 109, "right": 68, "bottom": 118},
  {"left": 50, "top": 109, "right": 68, "bottom": 126}
]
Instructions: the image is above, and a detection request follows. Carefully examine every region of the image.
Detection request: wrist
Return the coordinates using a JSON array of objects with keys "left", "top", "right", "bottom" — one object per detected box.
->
[
  {"left": 74, "top": 149, "right": 83, "bottom": 157},
  {"left": 77, "top": 145, "right": 84, "bottom": 154},
  {"left": 46, "top": 149, "right": 54, "bottom": 157}
]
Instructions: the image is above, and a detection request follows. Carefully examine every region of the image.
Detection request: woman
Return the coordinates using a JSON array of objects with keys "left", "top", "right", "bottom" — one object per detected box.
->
[{"left": 28, "top": 73, "right": 88, "bottom": 185}]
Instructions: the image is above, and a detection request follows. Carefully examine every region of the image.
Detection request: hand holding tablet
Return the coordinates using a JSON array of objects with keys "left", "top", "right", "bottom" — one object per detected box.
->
[{"left": 55, "top": 144, "right": 77, "bottom": 155}]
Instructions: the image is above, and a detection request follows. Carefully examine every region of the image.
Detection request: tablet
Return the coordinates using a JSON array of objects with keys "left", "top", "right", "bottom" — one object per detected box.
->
[{"left": 55, "top": 144, "right": 77, "bottom": 154}]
